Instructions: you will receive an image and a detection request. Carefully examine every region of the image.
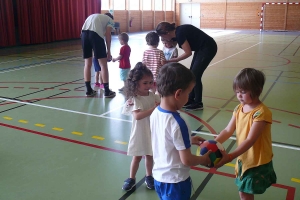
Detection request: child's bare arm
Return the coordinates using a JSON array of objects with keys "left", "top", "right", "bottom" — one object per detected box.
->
[
  {"left": 112, "top": 55, "right": 123, "bottom": 62},
  {"left": 132, "top": 106, "right": 157, "bottom": 120},
  {"left": 179, "top": 148, "right": 211, "bottom": 167},
  {"left": 215, "top": 115, "right": 236, "bottom": 144},
  {"left": 215, "top": 121, "right": 266, "bottom": 168}
]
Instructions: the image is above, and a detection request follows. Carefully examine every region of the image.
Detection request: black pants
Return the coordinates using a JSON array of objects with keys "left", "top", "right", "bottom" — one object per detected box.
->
[{"left": 189, "top": 40, "right": 218, "bottom": 104}]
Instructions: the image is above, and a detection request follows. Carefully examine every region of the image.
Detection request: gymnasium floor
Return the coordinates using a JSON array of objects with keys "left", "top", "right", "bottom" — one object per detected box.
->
[{"left": 0, "top": 30, "right": 299, "bottom": 200}]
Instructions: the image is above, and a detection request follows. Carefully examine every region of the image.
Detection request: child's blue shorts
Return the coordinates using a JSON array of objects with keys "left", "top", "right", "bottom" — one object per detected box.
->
[
  {"left": 154, "top": 177, "right": 191, "bottom": 200},
  {"left": 120, "top": 68, "right": 130, "bottom": 81},
  {"left": 93, "top": 57, "right": 101, "bottom": 72}
]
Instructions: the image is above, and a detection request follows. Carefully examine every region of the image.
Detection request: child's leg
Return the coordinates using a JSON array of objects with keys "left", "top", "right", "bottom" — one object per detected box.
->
[
  {"left": 239, "top": 192, "right": 254, "bottom": 200},
  {"left": 129, "top": 156, "right": 143, "bottom": 179},
  {"left": 99, "top": 73, "right": 103, "bottom": 84},
  {"left": 95, "top": 71, "right": 100, "bottom": 83},
  {"left": 145, "top": 155, "right": 153, "bottom": 176}
]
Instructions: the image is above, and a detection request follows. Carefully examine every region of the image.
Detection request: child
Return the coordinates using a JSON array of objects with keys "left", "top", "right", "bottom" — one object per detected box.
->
[
  {"left": 142, "top": 32, "right": 166, "bottom": 92},
  {"left": 121, "top": 62, "right": 160, "bottom": 191},
  {"left": 150, "top": 63, "right": 212, "bottom": 200},
  {"left": 112, "top": 32, "right": 131, "bottom": 92},
  {"left": 161, "top": 38, "right": 178, "bottom": 60},
  {"left": 214, "top": 68, "right": 277, "bottom": 200},
  {"left": 93, "top": 57, "right": 104, "bottom": 90}
]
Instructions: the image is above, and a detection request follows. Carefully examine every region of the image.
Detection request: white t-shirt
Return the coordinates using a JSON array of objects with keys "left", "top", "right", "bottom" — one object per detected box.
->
[
  {"left": 162, "top": 46, "right": 178, "bottom": 60},
  {"left": 122, "top": 92, "right": 160, "bottom": 156},
  {"left": 81, "top": 14, "right": 114, "bottom": 39},
  {"left": 150, "top": 106, "right": 191, "bottom": 183}
]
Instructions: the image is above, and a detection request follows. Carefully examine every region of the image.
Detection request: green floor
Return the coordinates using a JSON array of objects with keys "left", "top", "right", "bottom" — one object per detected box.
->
[{"left": 0, "top": 30, "right": 299, "bottom": 200}]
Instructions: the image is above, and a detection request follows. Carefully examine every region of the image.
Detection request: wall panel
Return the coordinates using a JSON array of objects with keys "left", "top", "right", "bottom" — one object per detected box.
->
[
  {"left": 143, "top": 11, "right": 154, "bottom": 31},
  {"left": 226, "top": 2, "right": 261, "bottom": 29},
  {"left": 155, "top": 11, "right": 164, "bottom": 27},
  {"left": 200, "top": 3, "right": 226, "bottom": 29},
  {"left": 286, "top": 4, "right": 300, "bottom": 30},
  {"left": 129, "top": 11, "right": 141, "bottom": 32},
  {"left": 113, "top": 10, "right": 128, "bottom": 33},
  {"left": 166, "top": 11, "right": 174, "bottom": 23},
  {"left": 263, "top": 4, "right": 285, "bottom": 30}
]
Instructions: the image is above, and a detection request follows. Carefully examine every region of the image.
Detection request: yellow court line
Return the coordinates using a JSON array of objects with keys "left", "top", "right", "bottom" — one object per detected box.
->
[
  {"left": 52, "top": 127, "right": 63, "bottom": 131},
  {"left": 3, "top": 116, "right": 13, "bottom": 120},
  {"left": 115, "top": 141, "right": 128, "bottom": 145},
  {"left": 72, "top": 131, "right": 83, "bottom": 136},
  {"left": 18, "top": 120, "right": 28, "bottom": 123},
  {"left": 35, "top": 124, "right": 45, "bottom": 127},
  {"left": 291, "top": 178, "right": 300, "bottom": 183},
  {"left": 92, "top": 136, "right": 104, "bottom": 140},
  {"left": 225, "top": 163, "right": 235, "bottom": 168}
]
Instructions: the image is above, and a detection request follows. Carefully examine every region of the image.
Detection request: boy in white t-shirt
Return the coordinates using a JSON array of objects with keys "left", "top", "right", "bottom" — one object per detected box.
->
[
  {"left": 161, "top": 38, "right": 178, "bottom": 60},
  {"left": 150, "top": 63, "right": 213, "bottom": 200}
]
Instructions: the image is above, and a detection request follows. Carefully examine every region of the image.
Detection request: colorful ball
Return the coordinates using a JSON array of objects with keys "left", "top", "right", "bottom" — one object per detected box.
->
[{"left": 196, "top": 140, "right": 224, "bottom": 168}]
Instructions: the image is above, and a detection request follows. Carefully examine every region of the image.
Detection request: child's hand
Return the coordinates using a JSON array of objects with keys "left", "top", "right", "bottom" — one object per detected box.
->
[
  {"left": 112, "top": 58, "right": 116, "bottom": 62},
  {"left": 191, "top": 136, "right": 206, "bottom": 146},
  {"left": 200, "top": 150, "right": 212, "bottom": 167},
  {"left": 213, "top": 150, "right": 230, "bottom": 168}
]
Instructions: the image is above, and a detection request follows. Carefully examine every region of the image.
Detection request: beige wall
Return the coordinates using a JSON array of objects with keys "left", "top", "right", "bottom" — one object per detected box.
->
[{"left": 175, "top": 0, "right": 300, "bottom": 30}]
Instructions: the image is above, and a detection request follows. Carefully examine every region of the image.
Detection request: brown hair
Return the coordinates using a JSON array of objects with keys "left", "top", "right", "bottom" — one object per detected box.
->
[
  {"left": 145, "top": 32, "right": 159, "bottom": 46},
  {"left": 156, "top": 22, "right": 176, "bottom": 35},
  {"left": 118, "top": 32, "right": 129, "bottom": 43},
  {"left": 157, "top": 63, "right": 195, "bottom": 97},
  {"left": 125, "top": 62, "right": 153, "bottom": 99},
  {"left": 233, "top": 68, "right": 265, "bottom": 99}
]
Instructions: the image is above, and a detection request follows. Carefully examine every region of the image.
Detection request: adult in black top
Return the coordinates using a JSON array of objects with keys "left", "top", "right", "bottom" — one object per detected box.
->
[{"left": 156, "top": 22, "right": 217, "bottom": 111}]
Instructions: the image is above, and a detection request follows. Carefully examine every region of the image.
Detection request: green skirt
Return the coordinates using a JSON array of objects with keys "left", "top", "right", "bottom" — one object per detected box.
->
[{"left": 235, "top": 160, "right": 277, "bottom": 194}]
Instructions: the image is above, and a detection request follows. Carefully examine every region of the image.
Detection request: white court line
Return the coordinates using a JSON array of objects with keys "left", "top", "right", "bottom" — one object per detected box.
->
[
  {"left": 0, "top": 50, "right": 81, "bottom": 64},
  {"left": 0, "top": 97, "right": 131, "bottom": 123},
  {"left": 209, "top": 42, "right": 261, "bottom": 67},
  {"left": 192, "top": 130, "right": 300, "bottom": 151},
  {"left": 0, "top": 56, "right": 81, "bottom": 74}
]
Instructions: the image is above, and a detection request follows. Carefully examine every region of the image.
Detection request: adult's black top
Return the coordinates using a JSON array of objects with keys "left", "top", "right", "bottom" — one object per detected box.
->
[{"left": 175, "top": 24, "right": 215, "bottom": 52}]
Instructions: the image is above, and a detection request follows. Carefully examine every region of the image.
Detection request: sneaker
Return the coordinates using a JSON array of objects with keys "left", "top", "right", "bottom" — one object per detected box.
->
[
  {"left": 185, "top": 102, "right": 203, "bottom": 111},
  {"left": 94, "top": 83, "right": 101, "bottom": 87},
  {"left": 145, "top": 175, "right": 155, "bottom": 190},
  {"left": 104, "top": 90, "right": 116, "bottom": 98},
  {"left": 182, "top": 100, "right": 194, "bottom": 108},
  {"left": 118, "top": 87, "right": 124, "bottom": 92},
  {"left": 122, "top": 178, "right": 136, "bottom": 191},
  {"left": 100, "top": 84, "right": 104, "bottom": 90},
  {"left": 86, "top": 90, "right": 97, "bottom": 97}
]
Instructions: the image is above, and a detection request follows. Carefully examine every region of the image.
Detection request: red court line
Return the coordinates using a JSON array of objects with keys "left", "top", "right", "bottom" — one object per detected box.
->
[
  {"left": 288, "top": 124, "right": 300, "bottom": 129},
  {"left": 0, "top": 122, "right": 296, "bottom": 199},
  {"left": 0, "top": 122, "right": 127, "bottom": 155},
  {"left": 180, "top": 110, "right": 218, "bottom": 135}
]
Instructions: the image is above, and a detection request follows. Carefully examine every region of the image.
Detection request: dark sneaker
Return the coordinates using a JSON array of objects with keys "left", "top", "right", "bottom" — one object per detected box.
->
[
  {"left": 185, "top": 103, "right": 203, "bottom": 111},
  {"left": 122, "top": 178, "right": 136, "bottom": 191},
  {"left": 104, "top": 90, "right": 116, "bottom": 98},
  {"left": 86, "top": 90, "right": 97, "bottom": 97},
  {"left": 145, "top": 176, "right": 154, "bottom": 190},
  {"left": 182, "top": 99, "right": 194, "bottom": 108}
]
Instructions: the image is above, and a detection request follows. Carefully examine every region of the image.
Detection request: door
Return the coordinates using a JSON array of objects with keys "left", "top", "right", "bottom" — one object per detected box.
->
[
  {"left": 180, "top": 3, "right": 191, "bottom": 25},
  {"left": 180, "top": 3, "right": 201, "bottom": 28},
  {"left": 191, "top": 3, "right": 200, "bottom": 28}
]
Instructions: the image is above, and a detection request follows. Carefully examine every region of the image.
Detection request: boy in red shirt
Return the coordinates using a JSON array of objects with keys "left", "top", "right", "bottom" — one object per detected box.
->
[{"left": 112, "top": 32, "right": 131, "bottom": 91}]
